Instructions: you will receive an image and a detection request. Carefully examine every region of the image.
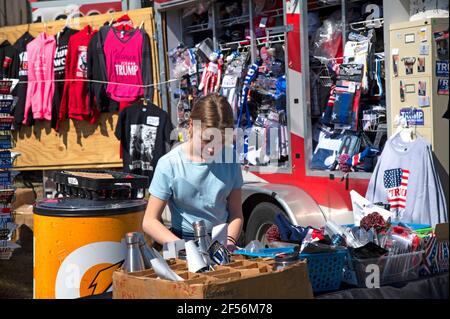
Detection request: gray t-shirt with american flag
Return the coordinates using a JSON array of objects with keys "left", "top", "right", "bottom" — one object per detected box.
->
[{"left": 366, "top": 136, "right": 448, "bottom": 227}]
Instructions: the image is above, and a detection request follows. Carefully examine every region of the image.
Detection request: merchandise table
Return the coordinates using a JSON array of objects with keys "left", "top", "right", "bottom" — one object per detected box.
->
[
  {"left": 317, "top": 273, "right": 449, "bottom": 299},
  {"left": 82, "top": 273, "right": 448, "bottom": 299}
]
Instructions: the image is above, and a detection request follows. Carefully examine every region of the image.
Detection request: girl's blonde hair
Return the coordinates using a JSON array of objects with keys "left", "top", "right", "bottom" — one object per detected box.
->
[{"left": 189, "top": 93, "right": 234, "bottom": 134}]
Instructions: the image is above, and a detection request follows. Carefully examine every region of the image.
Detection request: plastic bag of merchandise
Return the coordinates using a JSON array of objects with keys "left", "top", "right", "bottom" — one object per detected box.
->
[
  {"left": 182, "top": 2, "right": 211, "bottom": 18},
  {"left": 311, "top": 11, "right": 343, "bottom": 61}
]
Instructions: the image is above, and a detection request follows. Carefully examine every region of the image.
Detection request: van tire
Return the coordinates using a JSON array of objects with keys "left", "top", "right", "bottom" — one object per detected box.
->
[{"left": 245, "top": 202, "right": 284, "bottom": 245}]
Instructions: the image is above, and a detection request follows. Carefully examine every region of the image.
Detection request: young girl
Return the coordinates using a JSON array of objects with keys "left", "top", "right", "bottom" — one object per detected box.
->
[{"left": 143, "top": 94, "right": 243, "bottom": 250}]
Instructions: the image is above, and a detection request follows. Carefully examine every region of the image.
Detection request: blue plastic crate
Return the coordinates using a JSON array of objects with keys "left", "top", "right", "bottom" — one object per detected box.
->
[
  {"left": 343, "top": 222, "right": 431, "bottom": 231},
  {"left": 300, "top": 249, "right": 348, "bottom": 293}
]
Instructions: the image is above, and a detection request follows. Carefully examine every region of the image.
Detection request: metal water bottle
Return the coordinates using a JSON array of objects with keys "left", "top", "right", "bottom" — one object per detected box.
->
[
  {"left": 193, "top": 220, "right": 211, "bottom": 251},
  {"left": 137, "top": 233, "right": 155, "bottom": 269},
  {"left": 124, "top": 232, "right": 145, "bottom": 273},
  {"left": 193, "top": 220, "right": 212, "bottom": 266}
]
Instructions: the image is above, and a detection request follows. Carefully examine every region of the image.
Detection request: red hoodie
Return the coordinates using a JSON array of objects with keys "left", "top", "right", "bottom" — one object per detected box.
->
[{"left": 59, "top": 25, "right": 99, "bottom": 128}]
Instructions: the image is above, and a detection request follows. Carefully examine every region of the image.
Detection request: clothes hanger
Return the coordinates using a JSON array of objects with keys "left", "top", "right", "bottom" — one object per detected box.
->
[
  {"left": 115, "top": 13, "right": 133, "bottom": 31},
  {"left": 390, "top": 115, "right": 416, "bottom": 143},
  {"left": 139, "top": 20, "right": 145, "bottom": 29}
]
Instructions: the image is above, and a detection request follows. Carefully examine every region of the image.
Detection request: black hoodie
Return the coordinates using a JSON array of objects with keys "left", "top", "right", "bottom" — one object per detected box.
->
[
  {"left": 10, "top": 32, "right": 34, "bottom": 126},
  {"left": 51, "top": 27, "right": 78, "bottom": 128}
]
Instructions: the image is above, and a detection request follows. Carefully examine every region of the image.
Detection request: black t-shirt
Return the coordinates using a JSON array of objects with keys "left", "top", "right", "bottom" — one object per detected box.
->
[{"left": 115, "top": 102, "right": 174, "bottom": 181}]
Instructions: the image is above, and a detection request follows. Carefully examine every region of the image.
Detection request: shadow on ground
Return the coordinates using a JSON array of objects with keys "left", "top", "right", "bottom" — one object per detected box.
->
[{"left": 0, "top": 225, "right": 33, "bottom": 299}]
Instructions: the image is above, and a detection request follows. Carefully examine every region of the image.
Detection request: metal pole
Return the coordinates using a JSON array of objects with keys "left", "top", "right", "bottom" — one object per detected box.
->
[
  {"left": 341, "top": 0, "right": 346, "bottom": 54},
  {"left": 155, "top": 9, "right": 169, "bottom": 113},
  {"left": 249, "top": 0, "right": 257, "bottom": 64},
  {"left": 212, "top": 0, "right": 219, "bottom": 51}
]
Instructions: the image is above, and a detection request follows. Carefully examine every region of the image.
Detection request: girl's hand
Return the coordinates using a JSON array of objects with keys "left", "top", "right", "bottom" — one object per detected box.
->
[{"left": 226, "top": 242, "right": 237, "bottom": 252}]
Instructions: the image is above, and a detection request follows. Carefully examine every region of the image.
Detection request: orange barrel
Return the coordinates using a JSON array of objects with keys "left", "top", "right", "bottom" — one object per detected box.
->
[{"left": 33, "top": 198, "right": 147, "bottom": 299}]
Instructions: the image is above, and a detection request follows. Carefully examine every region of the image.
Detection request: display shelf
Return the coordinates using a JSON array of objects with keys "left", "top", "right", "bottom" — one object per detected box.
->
[
  {"left": 220, "top": 33, "right": 286, "bottom": 52},
  {"left": 185, "top": 22, "right": 212, "bottom": 34},
  {"left": 307, "top": 0, "right": 341, "bottom": 12},
  {"left": 185, "top": 8, "right": 284, "bottom": 35}
]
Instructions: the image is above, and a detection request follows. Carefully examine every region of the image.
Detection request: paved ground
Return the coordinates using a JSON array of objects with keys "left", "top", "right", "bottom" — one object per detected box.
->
[{"left": 0, "top": 225, "right": 33, "bottom": 299}]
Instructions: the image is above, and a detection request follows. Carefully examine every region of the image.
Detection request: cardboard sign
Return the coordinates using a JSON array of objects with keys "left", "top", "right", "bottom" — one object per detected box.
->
[
  {"left": 436, "top": 60, "right": 449, "bottom": 77},
  {"left": 400, "top": 108, "right": 424, "bottom": 125}
]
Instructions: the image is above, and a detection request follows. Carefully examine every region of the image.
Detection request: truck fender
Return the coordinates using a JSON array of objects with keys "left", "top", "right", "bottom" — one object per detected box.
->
[{"left": 242, "top": 182, "right": 327, "bottom": 229}]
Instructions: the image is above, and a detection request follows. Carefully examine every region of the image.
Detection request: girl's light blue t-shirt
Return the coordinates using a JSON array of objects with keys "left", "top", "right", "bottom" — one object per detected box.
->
[{"left": 149, "top": 144, "right": 244, "bottom": 234}]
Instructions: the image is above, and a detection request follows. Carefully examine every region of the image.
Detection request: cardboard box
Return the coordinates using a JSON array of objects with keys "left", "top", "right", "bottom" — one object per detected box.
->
[
  {"left": 113, "top": 258, "right": 313, "bottom": 299},
  {"left": 13, "top": 204, "right": 34, "bottom": 231},
  {"left": 11, "top": 188, "right": 36, "bottom": 211},
  {"left": 435, "top": 223, "right": 449, "bottom": 242}
]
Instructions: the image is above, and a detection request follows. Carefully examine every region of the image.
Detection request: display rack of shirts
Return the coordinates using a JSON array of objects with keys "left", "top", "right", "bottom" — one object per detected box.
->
[
  {"left": 10, "top": 32, "right": 34, "bottom": 127},
  {"left": 103, "top": 26, "right": 153, "bottom": 104},
  {"left": 51, "top": 26, "right": 78, "bottom": 128},
  {"left": 58, "top": 25, "right": 98, "bottom": 127},
  {"left": 23, "top": 32, "right": 56, "bottom": 125},
  {"left": 115, "top": 101, "right": 173, "bottom": 182}
]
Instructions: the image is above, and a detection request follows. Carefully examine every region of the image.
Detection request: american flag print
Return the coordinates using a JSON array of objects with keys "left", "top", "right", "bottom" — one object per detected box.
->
[{"left": 383, "top": 168, "right": 410, "bottom": 209}]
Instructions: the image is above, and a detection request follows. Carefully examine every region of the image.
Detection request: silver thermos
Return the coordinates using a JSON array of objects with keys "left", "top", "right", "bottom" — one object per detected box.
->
[
  {"left": 193, "top": 220, "right": 212, "bottom": 266},
  {"left": 137, "top": 232, "right": 156, "bottom": 269},
  {"left": 124, "top": 232, "right": 145, "bottom": 273}
]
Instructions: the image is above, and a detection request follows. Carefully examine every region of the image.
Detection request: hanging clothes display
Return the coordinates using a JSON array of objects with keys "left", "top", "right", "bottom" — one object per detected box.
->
[
  {"left": 23, "top": 32, "right": 56, "bottom": 124},
  {"left": 0, "top": 40, "right": 14, "bottom": 79},
  {"left": 87, "top": 25, "right": 119, "bottom": 113},
  {"left": 51, "top": 27, "right": 78, "bottom": 128},
  {"left": 103, "top": 26, "right": 153, "bottom": 104},
  {"left": 10, "top": 32, "right": 34, "bottom": 127},
  {"left": 115, "top": 101, "right": 173, "bottom": 181},
  {"left": 366, "top": 136, "right": 448, "bottom": 226},
  {"left": 58, "top": 25, "right": 98, "bottom": 126}
]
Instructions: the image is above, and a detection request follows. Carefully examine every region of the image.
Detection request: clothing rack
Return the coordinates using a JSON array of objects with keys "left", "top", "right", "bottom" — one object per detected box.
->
[
  {"left": 219, "top": 33, "right": 286, "bottom": 52},
  {"left": 0, "top": 8, "right": 162, "bottom": 171},
  {"left": 350, "top": 18, "right": 384, "bottom": 32}
]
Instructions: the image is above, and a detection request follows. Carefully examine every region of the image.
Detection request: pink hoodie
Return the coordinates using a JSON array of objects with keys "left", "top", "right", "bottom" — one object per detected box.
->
[{"left": 23, "top": 32, "right": 56, "bottom": 124}]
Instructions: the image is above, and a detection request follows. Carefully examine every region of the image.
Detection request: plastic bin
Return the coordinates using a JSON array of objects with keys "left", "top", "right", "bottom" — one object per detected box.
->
[
  {"left": 300, "top": 249, "right": 348, "bottom": 293},
  {"left": 351, "top": 251, "right": 424, "bottom": 287}
]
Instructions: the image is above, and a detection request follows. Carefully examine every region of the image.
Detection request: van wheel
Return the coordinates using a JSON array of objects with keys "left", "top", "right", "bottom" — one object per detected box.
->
[{"left": 245, "top": 202, "right": 284, "bottom": 246}]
